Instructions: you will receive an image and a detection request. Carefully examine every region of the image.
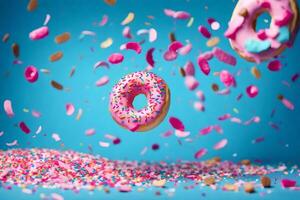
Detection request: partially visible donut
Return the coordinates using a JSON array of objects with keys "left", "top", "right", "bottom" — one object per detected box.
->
[
  {"left": 225, "top": 0, "right": 299, "bottom": 63},
  {"left": 109, "top": 71, "right": 170, "bottom": 132}
]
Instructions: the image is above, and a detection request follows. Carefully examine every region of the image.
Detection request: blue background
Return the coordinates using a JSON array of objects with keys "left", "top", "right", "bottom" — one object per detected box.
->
[{"left": 0, "top": 0, "right": 300, "bottom": 199}]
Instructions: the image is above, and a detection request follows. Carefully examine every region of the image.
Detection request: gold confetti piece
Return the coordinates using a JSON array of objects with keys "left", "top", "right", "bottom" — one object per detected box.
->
[
  {"left": 206, "top": 37, "right": 220, "bottom": 47},
  {"left": 187, "top": 17, "right": 194, "bottom": 27},
  {"left": 49, "top": 51, "right": 63, "bottom": 62},
  {"left": 2, "top": 33, "right": 9, "bottom": 43},
  {"left": 152, "top": 179, "right": 166, "bottom": 187},
  {"left": 27, "top": 0, "right": 38, "bottom": 11},
  {"left": 76, "top": 108, "right": 83, "bottom": 120},
  {"left": 11, "top": 43, "right": 20, "bottom": 58},
  {"left": 55, "top": 32, "right": 71, "bottom": 44},
  {"left": 100, "top": 37, "right": 113, "bottom": 48},
  {"left": 204, "top": 176, "right": 215, "bottom": 185},
  {"left": 121, "top": 12, "right": 134, "bottom": 25},
  {"left": 179, "top": 67, "right": 186, "bottom": 77},
  {"left": 51, "top": 80, "right": 63, "bottom": 90},
  {"left": 104, "top": 0, "right": 116, "bottom": 6},
  {"left": 251, "top": 66, "right": 261, "bottom": 79}
]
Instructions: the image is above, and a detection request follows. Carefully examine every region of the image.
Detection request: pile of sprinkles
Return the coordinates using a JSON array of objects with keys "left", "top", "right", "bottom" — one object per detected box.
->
[{"left": 0, "top": 148, "right": 299, "bottom": 194}]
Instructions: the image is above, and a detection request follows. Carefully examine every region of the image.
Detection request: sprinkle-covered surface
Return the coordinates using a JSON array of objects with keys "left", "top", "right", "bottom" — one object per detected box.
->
[
  {"left": 109, "top": 71, "right": 169, "bottom": 131},
  {"left": 0, "top": 148, "right": 299, "bottom": 194}
]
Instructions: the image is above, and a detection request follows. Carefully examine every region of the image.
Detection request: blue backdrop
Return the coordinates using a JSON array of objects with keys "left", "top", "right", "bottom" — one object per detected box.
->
[{"left": 0, "top": 1, "right": 300, "bottom": 199}]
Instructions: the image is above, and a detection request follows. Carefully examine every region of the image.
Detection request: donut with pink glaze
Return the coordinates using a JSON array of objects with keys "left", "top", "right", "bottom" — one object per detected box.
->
[
  {"left": 225, "top": 0, "right": 299, "bottom": 63},
  {"left": 109, "top": 71, "right": 170, "bottom": 132}
]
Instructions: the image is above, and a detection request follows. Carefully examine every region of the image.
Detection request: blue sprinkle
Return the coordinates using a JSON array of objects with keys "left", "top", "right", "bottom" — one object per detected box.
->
[
  {"left": 277, "top": 26, "right": 290, "bottom": 43},
  {"left": 245, "top": 39, "right": 271, "bottom": 53}
]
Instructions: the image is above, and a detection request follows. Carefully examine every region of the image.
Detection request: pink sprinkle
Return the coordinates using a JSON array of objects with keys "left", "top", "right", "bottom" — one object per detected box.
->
[
  {"left": 24, "top": 65, "right": 39, "bottom": 83},
  {"left": 163, "top": 50, "right": 177, "bottom": 61},
  {"left": 218, "top": 113, "right": 231, "bottom": 121},
  {"left": 194, "top": 148, "right": 207, "bottom": 159},
  {"left": 164, "top": 9, "right": 176, "bottom": 17},
  {"left": 146, "top": 48, "right": 155, "bottom": 66},
  {"left": 178, "top": 43, "right": 192, "bottom": 55},
  {"left": 162, "top": 130, "right": 173, "bottom": 137},
  {"left": 275, "top": 10, "right": 293, "bottom": 26},
  {"left": 85, "top": 128, "right": 95, "bottom": 136},
  {"left": 197, "top": 56, "right": 210, "bottom": 75},
  {"left": 185, "top": 76, "right": 199, "bottom": 90},
  {"left": 169, "top": 117, "right": 185, "bottom": 131},
  {"left": 99, "top": 15, "right": 108, "bottom": 26},
  {"left": 220, "top": 70, "right": 235, "bottom": 87},
  {"left": 268, "top": 60, "right": 282, "bottom": 71},
  {"left": 122, "top": 26, "right": 132, "bottom": 39},
  {"left": 193, "top": 101, "right": 204, "bottom": 111},
  {"left": 198, "top": 25, "right": 211, "bottom": 38},
  {"left": 214, "top": 139, "right": 228, "bottom": 150},
  {"left": 246, "top": 85, "right": 259, "bottom": 98},
  {"left": 120, "top": 42, "right": 142, "bottom": 54},
  {"left": 29, "top": 26, "right": 49, "bottom": 40},
  {"left": 175, "top": 129, "right": 190, "bottom": 138},
  {"left": 52, "top": 133, "right": 61, "bottom": 142},
  {"left": 96, "top": 76, "right": 109, "bottom": 87},
  {"left": 19, "top": 121, "right": 30, "bottom": 134},
  {"left": 199, "top": 126, "right": 213, "bottom": 135},
  {"left": 149, "top": 28, "right": 157, "bottom": 42},
  {"left": 281, "top": 97, "right": 295, "bottom": 110},
  {"left": 94, "top": 61, "right": 109, "bottom": 70},
  {"left": 174, "top": 11, "right": 191, "bottom": 19},
  {"left": 281, "top": 179, "right": 297, "bottom": 188},
  {"left": 257, "top": 30, "right": 267, "bottom": 40},
  {"left": 213, "top": 125, "right": 223, "bottom": 133},
  {"left": 51, "top": 193, "right": 64, "bottom": 200},
  {"left": 213, "top": 47, "right": 236, "bottom": 66},
  {"left": 195, "top": 90, "right": 205, "bottom": 101},
  {"left": 108, "top": 53, "right": 124, "bottom": 64},
  {"left": 3, "top": 100, "right": 14, "bottom": 118},
  {"left": 184, "top": 61, "right": 195, "bottom": 76},
  {"left": 66, "top": 103, "right": 75, "bottom": 116},
  {"left": 169, "top": 41, "right": 183, "bottom": 52},
  {"left": 32, "top": 110, "right": 41, "bottom": 118}
]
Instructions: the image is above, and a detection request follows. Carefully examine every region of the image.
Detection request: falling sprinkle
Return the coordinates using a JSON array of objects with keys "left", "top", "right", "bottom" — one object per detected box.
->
[
  {"left": 99, "top": 141, "right": 110, "bottom": 147},
  {"left": 19, "top": 122, "right": 30, "bottom": 134},
  {"left": 27, "top": 0, "right": 38, "bottom": 11},
  {"left": 51, "top": 80, "right": 64, "bottom": 90},
  {"left": 214, "top": 139, "right": 228, "bottom": 150},
  {"left": 3, "top": 100, "right": 14, "bottom": 118},
  {"left": 95, "top": 76, "right": 109, "bottom": 87},
  {"left": 100, "top": 37, "right": 113, "bottom": 48},
  {"left": 52, "top": 133, "right": 61, "bottom": 142},
  {"left": 194, "top": 148, "right": 207, "bottom": 159},
  {"left": 108, "top": 53, "right": 124, "bottom": 64},
  {"left": 66, "top": 103, "right": 75, "bottom": 116},
  {"left": 85, "top": 129, "right": 96, "bottom": 136},
  {"left": 121, "top": 12, "right": 135, "bottom": 25},
  {"left": 6, "top": 140, "right": 18, "bottom": 147},
  {"left": 49, "top": 51, "right": 63, "bottom": 62}
]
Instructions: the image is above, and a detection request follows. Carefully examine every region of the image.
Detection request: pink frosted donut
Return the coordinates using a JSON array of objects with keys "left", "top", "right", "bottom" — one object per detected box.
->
[
  {"left": 225, "top": 0, "right": 299, "bottom": 63},
  {"left": 109, "top": 71, "right": 170, "bottom": 132}
]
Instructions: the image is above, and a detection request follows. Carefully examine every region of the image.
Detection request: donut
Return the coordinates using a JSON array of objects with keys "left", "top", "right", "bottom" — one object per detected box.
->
[
  {"left": 109, "top": 71, "right": 170, "bottom": 132},
  {"left": 225, "top": 0, "right": 299, "bottom": 63}
]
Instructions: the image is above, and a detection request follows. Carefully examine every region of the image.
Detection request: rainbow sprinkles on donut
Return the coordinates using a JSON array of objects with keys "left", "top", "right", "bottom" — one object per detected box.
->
[{"left": 225, "top": 0, "right": 299, "bottom": 63}]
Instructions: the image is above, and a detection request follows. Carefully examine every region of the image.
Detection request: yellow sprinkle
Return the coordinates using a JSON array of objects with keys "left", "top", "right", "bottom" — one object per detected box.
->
[
  {"left": 187, "top": 17, "right": 194, "bottom": 27},
  {"left": 23, "top": 108, "right": 29, "bottom": 113},
  {"left": 100, "top": 37, "right": 113, "bottom": 49},
  {"left": 206, "top": 37, "right": 220, "bottom": 47},
  {"left": 121, "top": 12, "right": 134, "bottom": 25}
]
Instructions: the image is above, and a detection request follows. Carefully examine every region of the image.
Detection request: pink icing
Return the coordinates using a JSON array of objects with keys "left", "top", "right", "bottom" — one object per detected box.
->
[
  {"left": 109, "top": 71, "right": 169, "bottom": 131},
  {"left": 225, "top": 0, "right": 296, "bottom": 63}
]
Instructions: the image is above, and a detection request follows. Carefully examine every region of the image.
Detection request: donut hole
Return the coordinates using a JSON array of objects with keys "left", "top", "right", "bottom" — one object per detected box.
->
[
  {"left": 254, "top": 11, "right": 272, "bottom": 32},
  {"left": 132, "top": 94, "right": 148, "bottom": 110}
]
